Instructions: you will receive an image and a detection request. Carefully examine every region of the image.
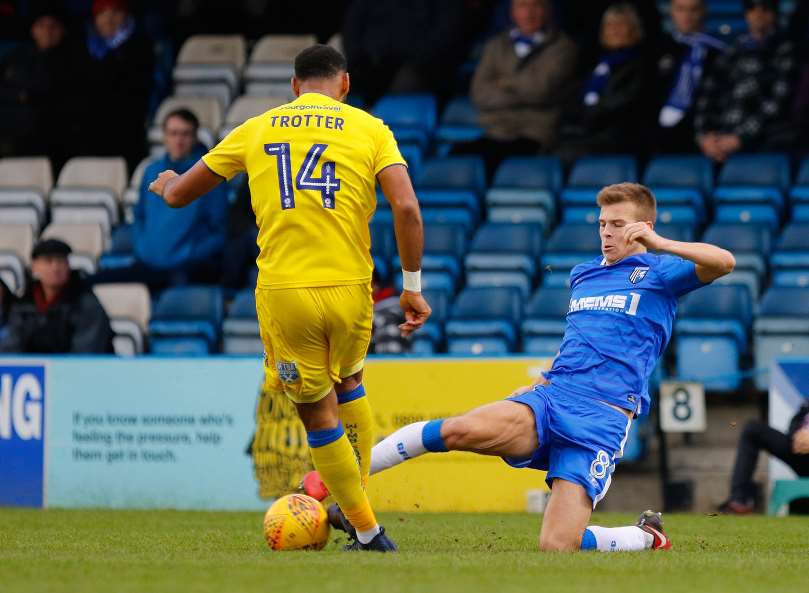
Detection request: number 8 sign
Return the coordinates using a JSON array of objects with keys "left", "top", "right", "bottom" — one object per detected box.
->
[{"left": 659, "top": 381, "right": 706, "bottom": 433}]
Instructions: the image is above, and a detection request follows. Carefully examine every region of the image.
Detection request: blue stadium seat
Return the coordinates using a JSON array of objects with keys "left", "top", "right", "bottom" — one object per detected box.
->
[
  {"left": 770, "top": 222, "right": 809, "bottom": 271},
  {"left": 465, "top": 223, "right": 543, "bottom": 279},
  {"left": 420, "top": 208, "right": 476, "bottom": 232},
  {"left": 394, "top": 270, "right": 455, "bottom": 294},
  {"left": 371, "top": 94, "right": 437, "bottom": 148},
  {"left": 621, "top": 414, "right": 648, "bottom": 464},
  {"left": 417, "top": 157, "right": 486, "bottom": 227},
  {"left": 792, "top": 204, "right": 809, "bottom": 221},
  {"left": 644, "top": 155, "right": 712, "bottom": 222},
  {"left": 714, "top": 153, "right": 789, "bottom": 216},
  {"left": 446, "top": 286, "right": 523, "bottom": 349},
  {"left": 395, "top": 222, "right": 467, "bottom": 284},
  {"left": 99, "top": 224, "right": 136, "bottom": 270},
  {"left": 222, "top": 290, "right": 261, "bottom": 354},
  {"left": 754, "top": 287, "right": 809, "bottom": 389},
  {"left": 706, "top": 16, "right": 748, "bottom": 39},
  {"left": 561, "top": 156, "right": 637, "bottom": 205},
  {"left": 486, "top": 157, "right": 562, "bottom": 225},
  {"left": 149, "top": 286, "right": 224, "bottom": 354},
  {"left": 655, "top": 223, "right": 695, "bottom": 243},
  {"left": 715, "top": 204, "right": 779, "bottom": 230},
  {"left": 398, "top": 143, "right": 423, "bottom": 180},
  {"left": 675, "top": 284, "right": 752, "bottom": 390},
  {"left": 657, "top": 205, "right": 699, "bottom": 226},
  {"left": 701, "top": 223, "right": 771, "bottom": 278},
  {"left": 541, "top": 224, "right": 601, "bottom": 273},
  {"left": 772, "top": 269, "right": 809, "bottom": 288},
  {"left": 435, "top": 96, "right": 483, "bottom": 154},
  {"left": 521, "top": 286, "right": 570, "bottom": 356},
  {"left": 448, "top": 337, "right": 510, "bottom": 355},
  {"left": 150, "top": 337, "right": 211, "bottom": 356},
  {"left": 370, "top": 222, "right": 395, "bottom": 282},
  {"left": 541, "top": 271, "right": 571, "bottom": 287},
  {"left": 788, "top": 156, "right": 809, "bottom": 205},
  {"left": 561, "top": 206, "right": 599, "bottom": 224}
]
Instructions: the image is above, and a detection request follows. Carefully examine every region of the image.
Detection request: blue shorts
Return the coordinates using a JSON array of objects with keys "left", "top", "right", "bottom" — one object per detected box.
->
[{"left": 504, "top": 384, "right": 633, "bottom": 508}]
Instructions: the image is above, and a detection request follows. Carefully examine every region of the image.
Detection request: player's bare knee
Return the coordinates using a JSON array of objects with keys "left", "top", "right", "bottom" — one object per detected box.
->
[
  {"left": 539, "top": 530, "right": 580, "bottom": 553},
  {"left": 335, "top": 370, "right": 363, "bottom": 394}
]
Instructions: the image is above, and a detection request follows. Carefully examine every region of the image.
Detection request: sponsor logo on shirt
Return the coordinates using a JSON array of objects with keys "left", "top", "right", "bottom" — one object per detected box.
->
[{"left": 569, "top": 293, "right": 642, "bottom": 316}]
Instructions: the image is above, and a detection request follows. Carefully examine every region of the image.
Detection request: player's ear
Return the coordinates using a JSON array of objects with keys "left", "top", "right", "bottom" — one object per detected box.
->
[
  {"left": 291, "top": 77, "right": 301, "bottom": 97},
  {"left": 340, "top": 72, "right": 350, "bottom": 102}
]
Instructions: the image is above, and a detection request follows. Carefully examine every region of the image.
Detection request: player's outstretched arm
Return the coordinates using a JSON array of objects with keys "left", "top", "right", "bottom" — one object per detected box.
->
[
  {"left": 624, "top": 222, "right": 735, "bottom": 283},
  {"left": 377, "top": 164, "right": 431, "bottom": 336},
  {"left": 148, "top": 161, "right": 224, "bottom": 209}
]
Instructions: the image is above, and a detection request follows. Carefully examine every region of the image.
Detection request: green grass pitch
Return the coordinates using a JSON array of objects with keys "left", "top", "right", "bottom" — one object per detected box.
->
[{"left": 2, "top": 509, "right": 808, "bottom": 593}]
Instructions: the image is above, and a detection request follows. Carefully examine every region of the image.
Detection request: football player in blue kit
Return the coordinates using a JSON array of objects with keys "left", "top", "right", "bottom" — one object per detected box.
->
[{"left": 314, "top": 182, "right": 735, "bottom": 552}]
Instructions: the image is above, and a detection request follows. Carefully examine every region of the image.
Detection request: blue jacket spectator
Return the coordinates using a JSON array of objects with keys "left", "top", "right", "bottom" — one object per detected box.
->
[
  {"left": 92, "top": 108, "right": 229, "bottom": 293},
  {"left": 135, "top": 145, "right": 229, "bottom": 270}
]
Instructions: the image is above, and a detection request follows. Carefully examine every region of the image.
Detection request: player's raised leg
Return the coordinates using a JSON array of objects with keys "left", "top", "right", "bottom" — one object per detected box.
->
[{"left": 370, "top": 400, "right": 539, "bottom": 473}]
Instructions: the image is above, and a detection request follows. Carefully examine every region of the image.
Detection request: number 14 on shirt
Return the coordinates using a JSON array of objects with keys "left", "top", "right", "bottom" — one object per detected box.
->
[{"left": 264, "top": 142, "right": 342, "bottom": 210}]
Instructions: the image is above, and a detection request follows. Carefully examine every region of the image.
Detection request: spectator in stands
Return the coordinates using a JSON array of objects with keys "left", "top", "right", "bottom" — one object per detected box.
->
[
  {"left": 342, "top": 0, "right": 468, "bottom": 105},
  {"left": 556, "top": 2, "right": 651, "bottom": 164},
  {"left": 650, "top": 0, "right": 726, "bottom": 153},
  {"left": 0, "top": 239, "right": 113, "bottom": 354},
  {"left": 719, "top": 403, "right": 809, "bottom": 514},
  {"left": 94, "top": 109, "right": 229, "bottom": 291},
  {"left": 454, "top": 0, "right": 577, "bottom": 177},
  {"left": 70, "top": 0, "right": 154, "bottom": 169},
  {"left": 0, "top": 3, "right": 71, "bottom": 164},
  {"left": 370, "top": 270, "right": 411, "bottom": 354},
  {"left": 694, "top": 0, "right": 796, "bottom": 162}
]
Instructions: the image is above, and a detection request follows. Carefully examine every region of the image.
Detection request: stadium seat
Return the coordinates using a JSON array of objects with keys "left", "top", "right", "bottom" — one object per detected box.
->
[
  {"left": 0, "top": 157, "right": 52, "bottom": 231},
  {"left": 98, "top": 224, "right": 136, "bottom": 271},
  {"left": 41, "top": 223, "right": 106, "bottom": 274},
  {"left": 122, "top": 156, "right": 155, "bottom": 218},
  {"left": 223, "top": 290, "right": 261, "bottom": 354},
  {"left": 244, "top": 35, "right": 317, "bottom": 96},
  {"left": 643, "top": 155, "right": 711, "bottom": 222},
  {"left": 417, "top": 157, "right": 486, "bottom": 226},
  {"left": 435, "top": 96, "right": 483, "bottom": 154},
  {"left": 398, "top": 143, "right": 423, "bottom": 180},
  {"left": 393, "top": 270, "right": 455, "bottom": 294},
  {"left": 521, "top": 286, "right": 570, "bottom": 356},
  {"left": 0, "top": 223, "right": 34, "bottom": 265},
  {"left": 541, "top": 224, "right": 601, "bottom": 273},
  {"left": 0, "top": 251, "right": 26, "bottom": 297},
  {"left": 52, "top": 157, "right": 128, "bottom": 233},
  {"left": 149, "top": 285, "right": 224, "bottom": 354},
  {"left": 770, "top": 222, "right": 809, "bottom": 271},
  {"left": 675, "top": 284, "right": 752, "bottom": 391},
  {"left": 788, "top": 156, "right": 809, "bottom": 205},
  {"left": 754, "top": 287, "right": 809, "bottom": 389},
  {"left": 465, "top": 223, "right": 543, "bottom": 294},
  {"left": 701, "top": 223, "right": 771, "bottom": 278},
  {"left": 561, "top": 156, "right": 637, "bottom": 205},
  {"left": 372, "top": 94, "right": 438, "bottom": 148},
  {"left": 656, "top": 205, "right": 699, "bottom": 226},
  {"left": 150, "top": 96, "right": 223, "bottom": 147},
  {"left": 486, "top": 156, "right": 561, "bottom": 226},
  {"left": 446, "top": 286, "right": 523, "bottom": 350},
  {"left": 655, "top": 223, "right": 695, "bottom": 243},
  {"left": 448, "top": 337, "right": 510, "bottom": 355},
  {"left": 174, "top": 35, "right": 245, "bottom": 91},
  {"left": 714, "top": 153, "right": 789, "bottom": 216},
  {"left": 715, "top": 203, "right": 779, "bottom": 230},
  {"left": 402, "top": 222, "right": 468, "bottom": 284},
  {"left": 370, "top": 222, "right": 395, "bottom": 281},
  {"left": 92, "top": 283, "right": 151, "bottom": 355},
  {"left": 772, "top": 269, "right": 809, "bottom": 288},
  {"left": 220, "top": 95, "right": 289, "bottom": 139}
]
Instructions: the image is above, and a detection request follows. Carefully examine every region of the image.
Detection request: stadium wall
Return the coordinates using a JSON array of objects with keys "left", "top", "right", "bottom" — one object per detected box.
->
[{"left": 0, "top": 356, "right": 551, "bottom": 512}]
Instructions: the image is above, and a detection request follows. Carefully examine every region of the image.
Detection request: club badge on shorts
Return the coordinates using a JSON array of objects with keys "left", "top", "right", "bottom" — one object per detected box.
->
[
  {"left": 629, "top": 266, "right": 649, "bottom": 284},
  {"left": 277, "top": 361, "right": 300, "bottom": 384}
]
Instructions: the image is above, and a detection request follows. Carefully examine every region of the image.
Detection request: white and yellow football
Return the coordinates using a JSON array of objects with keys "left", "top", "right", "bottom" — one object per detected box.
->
[{"left": 263, "top": 494, "right": 330, "bottom": 551}]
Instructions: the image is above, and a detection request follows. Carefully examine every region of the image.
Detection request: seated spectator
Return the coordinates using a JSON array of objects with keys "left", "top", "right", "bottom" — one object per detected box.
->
[
  {"left": 694, "top": 0, "right": 796, "bottom": 162},
  {"left": 69, "top": 0, "right": 154, "bottom": 169},
  {"left": 719, "top": 403, "right": 809, "bottom": 514},
  {"left": 342, "top": 0, "right": 468, "bottom": 105},
  {"left": 454, "top": 0, "right": 578, "bottom": 178},
  {"left": 0, "top": 239, "right": 113, "bottom": 354},
  {"left": 651, "top": 0, "right": 726, "bottom": 153},
  {"left": 93, "top": 109, "right": 229, "bottom": 292},
  {"left": 0, "top": 3, "right": 71, "bottom": 164},
  {"left": 556, "top": 2, "right": 651, "bottom": 164}
]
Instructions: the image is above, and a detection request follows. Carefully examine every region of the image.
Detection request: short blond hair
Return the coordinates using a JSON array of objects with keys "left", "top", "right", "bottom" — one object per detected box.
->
[{"left": 596, "top": 182, "right": 657, "bottom": 222}]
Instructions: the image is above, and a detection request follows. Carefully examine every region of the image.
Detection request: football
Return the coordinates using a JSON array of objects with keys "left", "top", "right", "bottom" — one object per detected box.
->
[{"left": 263, "top": 494, "right": 330, "bottom": 551}]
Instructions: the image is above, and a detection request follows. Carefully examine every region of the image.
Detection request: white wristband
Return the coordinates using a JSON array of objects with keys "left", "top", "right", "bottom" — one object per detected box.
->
[{"left": 402, "top": 269, "right": 422, "bottom": 292}]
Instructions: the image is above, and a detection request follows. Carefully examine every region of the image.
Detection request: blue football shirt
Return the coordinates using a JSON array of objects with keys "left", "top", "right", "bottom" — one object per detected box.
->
[{"left": 544, "top": 253, "right": 707, "bottom": 416}]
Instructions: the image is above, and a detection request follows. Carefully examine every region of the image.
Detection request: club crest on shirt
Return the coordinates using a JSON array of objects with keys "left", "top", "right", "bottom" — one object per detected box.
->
[
  {"left": 277, "top": 361, "right": 300, "bottom": 384},
  {"left": 629, "top": 266, "right": 650, "bottom": 284}
]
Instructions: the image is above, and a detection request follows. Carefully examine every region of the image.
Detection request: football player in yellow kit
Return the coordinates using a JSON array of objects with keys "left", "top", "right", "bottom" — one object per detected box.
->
[{"left": 148, "top": 45, "right": 431, "bottom": 552}]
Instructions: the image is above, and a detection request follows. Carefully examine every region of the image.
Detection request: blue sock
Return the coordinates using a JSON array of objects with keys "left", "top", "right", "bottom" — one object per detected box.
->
[
  {"left": 421, "top": 419, "right": 448, "bottom": 452},
  {"left": 580, "top": 528, "right": 597, "bottom": 551},
  {"left": 307, "top": 424, "right": 345, "bottom": 448}
]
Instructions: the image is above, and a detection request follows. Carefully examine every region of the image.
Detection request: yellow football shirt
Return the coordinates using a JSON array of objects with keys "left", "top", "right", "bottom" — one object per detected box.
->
[{"left": 202, "top": 92, "right": 406, "bottom": 289}]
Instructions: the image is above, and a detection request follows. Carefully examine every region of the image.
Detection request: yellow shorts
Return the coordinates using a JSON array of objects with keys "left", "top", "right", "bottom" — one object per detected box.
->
[{"left": 256, "top": 283, "right": 373, "bottom": 404}]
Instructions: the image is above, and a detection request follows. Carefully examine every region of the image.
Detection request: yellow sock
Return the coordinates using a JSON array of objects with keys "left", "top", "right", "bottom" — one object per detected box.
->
[
  {"left": 307, "top": 425, "right": 377, "bottom": 532},
  {"left": 338, "top": 385, "right": 374, "bottom": 486}
]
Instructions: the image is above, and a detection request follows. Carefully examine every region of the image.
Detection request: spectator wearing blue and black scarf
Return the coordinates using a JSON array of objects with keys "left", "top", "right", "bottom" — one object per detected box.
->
[{"left": 650, "top": 0, "right": 726, "bottom": 153}]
